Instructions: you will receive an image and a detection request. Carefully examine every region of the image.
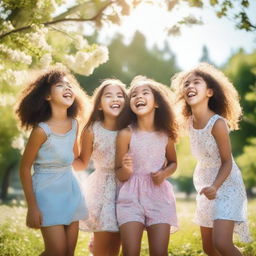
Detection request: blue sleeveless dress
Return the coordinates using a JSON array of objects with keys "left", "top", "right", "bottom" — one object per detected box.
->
[{"left": 32, "top": 119, "right": 88, "bottom": 227}]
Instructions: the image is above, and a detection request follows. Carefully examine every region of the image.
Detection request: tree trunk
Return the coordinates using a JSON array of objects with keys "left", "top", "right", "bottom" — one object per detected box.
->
[{"left": 1, "top": 162, "right": 16, "bottom": 200}]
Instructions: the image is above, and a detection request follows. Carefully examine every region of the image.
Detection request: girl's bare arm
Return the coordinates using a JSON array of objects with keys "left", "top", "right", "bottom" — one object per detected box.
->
[
  {"left": 115, "top": 128, "right": 133, "bottom": 182},
  {"left": 73, "top": 128, "right": 93, "bottom": 171}
]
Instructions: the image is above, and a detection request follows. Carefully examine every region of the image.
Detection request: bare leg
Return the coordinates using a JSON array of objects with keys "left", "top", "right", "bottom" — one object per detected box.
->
[
  {"left": 65, "top": 221, "right": 79, "bottom": 256},
  {"left": 93, "top": 231, "right": 121, "bottom": 256},
  {"left": 120, "top": 222, "right": 144, "bottom": 256},
  {"left": 147, "top": 223, "right": 170, "bottom": 256},
  {"left": 200, "top": 226, "right": 221, "bottom": 256},
  {"left": 213, "top": 220, "right": 242, "bottom": 256},
  {"left": 41, "top": 225, "right": 67, "bottom": 256}
]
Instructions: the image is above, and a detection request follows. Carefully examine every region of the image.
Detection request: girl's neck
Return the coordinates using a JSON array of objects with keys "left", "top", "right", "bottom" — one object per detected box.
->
[
  {"left": 136, "top": 114, "right": 155, "bottom": 132},
  {"left": 191, "top": 106, "right": 215, "bottom": 128},
  {"left": 102, "top": 116, "right": 118, "bottom": 131},
  {"left": 49, "top": 107, "right": 68, "bottom": 122}
]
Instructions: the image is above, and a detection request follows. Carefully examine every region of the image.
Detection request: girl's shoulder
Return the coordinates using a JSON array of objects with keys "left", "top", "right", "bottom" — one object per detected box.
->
[
  {"left": 38, "top": 122, "right": 51, "bottom": 137},
  {"left": 209, "top": 114, "right": 228, "bottom": 129},
  {"left": 117, "top": 126, "right": 132, "bottom": 139},
  {"left": 211, "top": 115, "right": 229, "bottom": 134},
  {"left": 28, "top": 125, "right": 48, "bottom": 145}
]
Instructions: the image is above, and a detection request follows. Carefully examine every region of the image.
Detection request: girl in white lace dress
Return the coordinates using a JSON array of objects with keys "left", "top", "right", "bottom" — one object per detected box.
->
[
  {"left": 172, "top": 63, "right": 250, "bottom": 256},
  {"left": 73, "top": 79, "right": 129, "bottom": 256}
]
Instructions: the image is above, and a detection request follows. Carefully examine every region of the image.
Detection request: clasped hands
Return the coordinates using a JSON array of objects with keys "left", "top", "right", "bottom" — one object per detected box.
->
[{"left": 122, "top": 153, "right": 166, "bottom": 185}]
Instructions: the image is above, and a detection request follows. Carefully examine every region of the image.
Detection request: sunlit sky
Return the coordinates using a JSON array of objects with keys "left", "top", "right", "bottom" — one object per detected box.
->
[
  {"left": 97, "top": 1, "right": 256, "bottom": 70},
  {"left": 57, "top": 1, "right": 256, "bottom": 70}
]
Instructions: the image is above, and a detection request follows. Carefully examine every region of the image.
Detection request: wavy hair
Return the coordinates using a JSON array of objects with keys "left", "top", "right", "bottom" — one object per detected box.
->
[
  {"left": 171, "top": 63, "right": 242, "bottom": 130},
  {"left": 126, "top": 75, "right": 178, "bottom": 141},
  {"left": 15, "top": 67, "right": 89, "bottom": 130},
  {"left": 85, "top": 78, "right": 129, "bottom": 130}
]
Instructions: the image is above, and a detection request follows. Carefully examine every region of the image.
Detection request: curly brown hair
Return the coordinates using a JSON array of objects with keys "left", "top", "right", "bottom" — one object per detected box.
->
[
  {"left": 171, "top": 63, "right": 242, "bottom": 130},
  {"left": 85, "top": 78, "right": 130, "bottom": 130},
  {"left": 15, "top": 67, "right": 89, "bottom": 130},
  {"left": 126, "top": 75, "right": 178, "bottom": 142}
]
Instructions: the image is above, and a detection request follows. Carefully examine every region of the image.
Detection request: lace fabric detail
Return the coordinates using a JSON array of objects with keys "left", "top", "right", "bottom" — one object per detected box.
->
[
  {"left": 80, "top": 121, "right": 119, "bottom": 232},
  {"left": 189, "top": 114, "right": 251, "bottom": 242}
]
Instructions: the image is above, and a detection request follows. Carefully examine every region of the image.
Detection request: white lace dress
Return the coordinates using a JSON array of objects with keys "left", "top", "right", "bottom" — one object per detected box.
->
[
  {"left": 189, "top": 114, "right": 250, "bottom": 242},
  {"left": 80, "top": 121, "right": 119, "bottom": 232}
]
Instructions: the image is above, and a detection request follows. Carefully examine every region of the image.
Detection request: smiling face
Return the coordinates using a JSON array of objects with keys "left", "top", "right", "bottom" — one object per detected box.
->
[
  {"left": 183, "top": 74, "right": 213, "bottom": 107},
  {"left": 130, "top": 84, "right": 157, "bottom": 116},
  {"left": 99, "top": 84, "right": 125, "bottom": 118},
  {"left": 47, "top": 76, "right": 75, "bottom": 107}
]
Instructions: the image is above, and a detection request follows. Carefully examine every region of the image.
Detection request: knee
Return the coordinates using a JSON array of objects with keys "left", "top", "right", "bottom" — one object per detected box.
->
[
  {"left": 213, "top": 238, "right": 230, "bottom": 254},
  {"left": 149, "top": 249, "right": 168, "bottom": 256},
  {"left": 202, "top": 242, "right": 216, "bottom": 256},
  {"left": 47, "top": 244, "right": 67, "bottom": 256}
]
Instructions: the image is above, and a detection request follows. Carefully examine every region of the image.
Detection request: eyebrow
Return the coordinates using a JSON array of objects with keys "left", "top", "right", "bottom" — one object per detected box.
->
[
  {"left": 185, "top": 77, "right": 202, "bottom": 84},
  {"left": 132, "top": 87, "right": 151, "bottom": 94},
  {"left": 56, "top": 80, "right": 71, "bottom": 86},
  {"left": 103, "top": 91, "right": 123, "bottom": 95}
]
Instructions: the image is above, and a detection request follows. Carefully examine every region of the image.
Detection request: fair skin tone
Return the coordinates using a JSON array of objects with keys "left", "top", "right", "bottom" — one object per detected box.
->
[
  {"left": 115, "top": 84, "right": 177, "bottom": 256},
  {"left": 183, "top": 74, "right": 242, "bottom": 256},
  {"left": 73, "top": 84, "right": 125, "bottom": 256},
  {"left": 20, "top": 77, "right": 80, "bottom": 256}
]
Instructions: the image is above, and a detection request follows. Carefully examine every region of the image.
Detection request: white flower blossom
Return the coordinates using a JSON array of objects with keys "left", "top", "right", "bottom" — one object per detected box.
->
[
  {"left": 0, "top": 21, "right": 14, "bottom": 34},
  {"left": 39, "top": 53, "right": 52, "bottom": 68},
  {"left": 64, "top": 45, "right": 109, "bottom": 76},
  {"left": 90, "top": 46, "right": 109, "bottom": 67},
  {"left": 74, "top": 35, "right": 88, "bottom": 50},
  {"left": 0, "top": 45, "right": 32, "bottom": 65},
  {"left": 2, "top": 69, "right": 28, "bottom": 86},
  {"left": 76, "top": 51, "right": 90, "bottom": 63},
  {"left": 26, "top": 31, "right": 51, "bottom": 51},
  {"left": 11, "top": 135, "right": 25, "bottom": 152},
  {"left": 36, "top": 0, "right": 57, "bottom": 11},
  {"left": 0, "top": 93, "right": 16, "bottom": 107}
]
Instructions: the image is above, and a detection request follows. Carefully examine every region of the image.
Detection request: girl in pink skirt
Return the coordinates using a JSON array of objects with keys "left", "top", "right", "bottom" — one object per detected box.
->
[{"left": 115, "top": 75, "right": 178, "bottom": 256}]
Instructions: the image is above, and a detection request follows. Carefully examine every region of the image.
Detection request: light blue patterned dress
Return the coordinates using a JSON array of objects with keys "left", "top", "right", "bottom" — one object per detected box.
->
[{"left": 32, "top": 119, "right": 88, "bottom": 227}]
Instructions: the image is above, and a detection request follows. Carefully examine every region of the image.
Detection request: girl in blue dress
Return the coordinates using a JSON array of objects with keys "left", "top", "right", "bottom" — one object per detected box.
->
[{"left": 16, "top": 68, "right": 89, "bottom": 256}]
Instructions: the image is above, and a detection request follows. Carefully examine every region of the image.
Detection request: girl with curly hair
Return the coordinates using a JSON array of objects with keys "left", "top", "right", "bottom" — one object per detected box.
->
[
  {"left": 172, "top": 63, "right": 250, "bottom": 256},
  {"left": 15, "top": 67, "right": 89, "bottom": 256}
]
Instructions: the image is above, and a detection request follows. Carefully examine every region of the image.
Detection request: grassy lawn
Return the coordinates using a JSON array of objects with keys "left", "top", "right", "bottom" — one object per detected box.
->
[{"left": 0, "top": 199, "right": 255, "bottom": 256}]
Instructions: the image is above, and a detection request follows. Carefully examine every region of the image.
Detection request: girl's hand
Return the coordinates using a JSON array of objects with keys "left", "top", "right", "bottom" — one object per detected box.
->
[
  {"left": 200, "top": 185, "right": 217, "bottom": 200},
  {"left": 122, "top": 153, "right": 133, "bottom": 175},
  {"left": 151, "top": 170, "right": 166, "bottom": 185},
  {"left": 26, "top": 206, "right": 42, "bottom": 229}
]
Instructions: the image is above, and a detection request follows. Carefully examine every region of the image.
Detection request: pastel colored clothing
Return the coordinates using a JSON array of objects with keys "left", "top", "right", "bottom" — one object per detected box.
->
[
  {"left": 80, "top": 122, "right": 119, "bottom": 232},
  {"left": 116, "top": 127, "right": 178, "bottom": 232},
  {"left": 32, "top": 120, "right": 88, "bottom": 227},
  {"left": 189, "top": 114, "right": 250, "bottom": 242}
]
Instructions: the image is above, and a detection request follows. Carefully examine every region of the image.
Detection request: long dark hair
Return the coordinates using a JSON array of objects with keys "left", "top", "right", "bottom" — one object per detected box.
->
[
  {"left": 15, "top": 68, "right": 89, "bottom": 130},
  {"left": 85, "top": 78, "right": 130, "bottom": 130},
  {"left": 125, "top": 75, "right": 178, "bottom": 141}
]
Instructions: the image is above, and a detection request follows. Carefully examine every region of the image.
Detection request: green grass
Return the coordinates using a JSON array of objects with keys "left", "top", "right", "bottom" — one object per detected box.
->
[{"left": 0, "top": 199, "right": 255, "bottom": 256}]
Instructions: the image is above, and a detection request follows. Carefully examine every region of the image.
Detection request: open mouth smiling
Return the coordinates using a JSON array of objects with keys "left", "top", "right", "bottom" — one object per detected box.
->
[
  {"left": 135, "top": 101, "right": 146, "bottom": 108},
  {"left": 111, "top": 104, "right": 121, "bottom": 109},
  {"left": 63, "top": 92, "right": 73, "bottom": 98}
]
